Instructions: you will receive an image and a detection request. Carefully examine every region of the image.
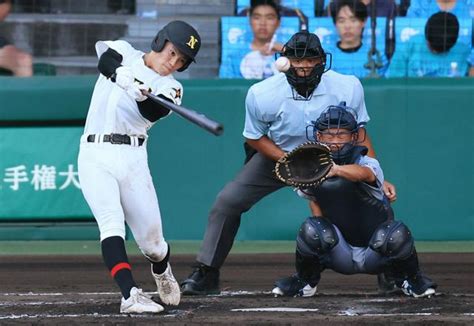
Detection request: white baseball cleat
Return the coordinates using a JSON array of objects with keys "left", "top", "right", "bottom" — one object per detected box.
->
[
  {"left": 152, "top": 263, "right": 181, "bottom": 305},
  {"left": 120, "top": 287, "right": 164, "bottom": 314}
]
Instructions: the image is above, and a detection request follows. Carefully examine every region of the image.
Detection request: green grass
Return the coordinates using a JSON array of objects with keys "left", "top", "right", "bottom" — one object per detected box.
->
[{"left": 0, "top": 240, "right": 472, "bottom": 256}]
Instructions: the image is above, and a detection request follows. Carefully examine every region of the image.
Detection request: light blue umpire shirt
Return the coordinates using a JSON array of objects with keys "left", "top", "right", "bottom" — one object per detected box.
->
[{"left": 243, "top": 70, "right": 370, "bottom": 152}]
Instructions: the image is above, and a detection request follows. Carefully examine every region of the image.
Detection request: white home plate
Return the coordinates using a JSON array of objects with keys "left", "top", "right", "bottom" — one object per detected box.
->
[{"left": 232, "top": 308, "right": 319, "bottom": 312}]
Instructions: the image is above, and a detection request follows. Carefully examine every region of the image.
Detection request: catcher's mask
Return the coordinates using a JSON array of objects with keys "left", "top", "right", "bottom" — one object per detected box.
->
[
  {"left": 280, "top": 30, "right": 332, "bottom": 100},
  {"left": 307, "top": 102, "right": 365, "bottom": 164},
  {"left": 151, "top": 20, "right": 201, "bottom": 72}
]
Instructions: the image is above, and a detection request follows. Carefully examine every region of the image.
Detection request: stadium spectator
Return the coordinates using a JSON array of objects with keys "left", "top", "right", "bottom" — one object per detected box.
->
[
  {"left": 220, "top": 0, "right": 283, "bottom": 79},
  {"left": 325, "top": 0, "right": 388, "bottom": 78},
  {"left": 0, "top": 0, "right": 33, "bottom": 76},
  {"left": 406, "top": 0, "right": 474, "bottom": 19},
  {"left": 238, "top": 0, "right": 308, "bottom": 28},
  {"left": 322, "top": 0, "right": 400, "bottom": 18},
  {"left": 386, "top": 12, "right": 470, "bottom": 77}
]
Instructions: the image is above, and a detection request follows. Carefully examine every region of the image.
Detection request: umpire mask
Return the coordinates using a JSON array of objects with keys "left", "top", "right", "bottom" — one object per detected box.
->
[{"left": 281, "top": 31, "right": 331, "bottom": 100}]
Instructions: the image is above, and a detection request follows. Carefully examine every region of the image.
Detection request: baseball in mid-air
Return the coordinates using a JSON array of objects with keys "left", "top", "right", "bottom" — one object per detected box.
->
[{"left": 275, "top": 56, "right": 290, "bottom": 72}]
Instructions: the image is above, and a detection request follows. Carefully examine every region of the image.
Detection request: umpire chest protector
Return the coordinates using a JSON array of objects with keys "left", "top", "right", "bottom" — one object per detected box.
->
[{"left": 306, "top": 146, "right": 392, "bottom": 247}]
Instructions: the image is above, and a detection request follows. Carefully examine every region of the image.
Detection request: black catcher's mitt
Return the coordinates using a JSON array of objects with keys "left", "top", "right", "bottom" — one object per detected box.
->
[{"left": 275, "top": 142, "right": 333, "bottom": 187}]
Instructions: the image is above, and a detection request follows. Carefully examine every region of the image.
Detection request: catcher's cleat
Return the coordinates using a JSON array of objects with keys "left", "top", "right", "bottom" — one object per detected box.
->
[
  {"left": 152, "top": 263, "right": 180, "bottom": 305},
  {"left": 272, "top": 275, "right": 318, "bottom": 297},
  {"left": 120, "top": 287, "right": 164, "bottom": 314},
  {"left": 400, "top": 272, "right": 437, "bottom": 298},
  {"left": 181, "top": 264, "right": 220, "bottom": 295}
]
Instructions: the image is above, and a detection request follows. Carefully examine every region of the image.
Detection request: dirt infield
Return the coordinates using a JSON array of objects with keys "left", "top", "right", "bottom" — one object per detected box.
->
[{"left": 0, "top": 253, "right": 472, "bottom": 325}]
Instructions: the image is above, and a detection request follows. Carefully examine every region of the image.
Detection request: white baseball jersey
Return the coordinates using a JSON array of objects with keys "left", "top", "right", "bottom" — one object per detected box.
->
[
  {"left": 78, "top": 40, "right": 181, "bottom": 262},
  {"left": 83, "top": 40, "right": 183, "bottom": 137}
]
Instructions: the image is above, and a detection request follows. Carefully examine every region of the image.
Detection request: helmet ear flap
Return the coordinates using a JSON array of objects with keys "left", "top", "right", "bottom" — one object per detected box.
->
[
  {"left": 151, "top": 29, "right": 167, "bottom": 52},
  {"left": 177, "top": 60, "right": 192, "bottom": 72}
]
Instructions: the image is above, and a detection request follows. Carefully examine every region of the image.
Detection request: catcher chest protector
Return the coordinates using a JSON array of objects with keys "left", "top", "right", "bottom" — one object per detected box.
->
[
  {"left": 151, "top": 20, "right": 201, "bottom": 72},
  {"left": 308, "top": 168, "right": 392, "bottom": 247},
  {"left": 282, "top": 31, "right": 330, "bottom": 100}
]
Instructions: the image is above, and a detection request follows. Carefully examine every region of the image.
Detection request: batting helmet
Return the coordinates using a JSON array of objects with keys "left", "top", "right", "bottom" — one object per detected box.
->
[
  {"left": 151, "top": 20, "right": 201, "bottom": 72},
  {"left": 281, "top": 30, "right": 331, "bottom": 100}
]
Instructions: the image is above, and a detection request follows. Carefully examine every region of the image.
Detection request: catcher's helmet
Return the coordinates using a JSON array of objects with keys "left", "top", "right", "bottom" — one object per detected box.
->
[
  {"left": 314, "top": 102, "right": 360, "bottom": 133},
  {"left": 309, "top": 102, "right": 365, "bottom": 164},
  {"left": 151, "top": 20, "right": 201, "bottom": 72},
  {"left": 281, "top": 31, "right": 331, "bottom": 100}
]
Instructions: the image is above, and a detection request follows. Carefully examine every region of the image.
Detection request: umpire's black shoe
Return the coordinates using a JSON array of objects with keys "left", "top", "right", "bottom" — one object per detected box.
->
[{"left": 181, "top": 264, "right": 220, "bottom": 295}]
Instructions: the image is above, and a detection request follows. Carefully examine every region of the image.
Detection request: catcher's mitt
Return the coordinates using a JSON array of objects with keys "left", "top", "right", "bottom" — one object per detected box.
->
[{"left": 275, "top": 142, "right": 333, "bottom": 187}]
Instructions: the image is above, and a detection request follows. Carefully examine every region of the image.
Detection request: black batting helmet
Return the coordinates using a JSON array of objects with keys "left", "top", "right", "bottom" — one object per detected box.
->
[
  {"left": 281, "top": 31, "right": 331, "bottom": 100},
  {"left": 151, "top": 20, "right": 201, "bottom": 72}
]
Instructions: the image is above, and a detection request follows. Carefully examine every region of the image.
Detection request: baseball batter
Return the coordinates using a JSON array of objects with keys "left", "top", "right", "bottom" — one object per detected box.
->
[
  {"left": 272, "top": 104, "right": 437, "bottom": 298},
  {"left": 78, "top": 21, "right": 201, "bottom": 314},
  {"left": 181, "top": 30, "right": 396, "bottom": 295}
]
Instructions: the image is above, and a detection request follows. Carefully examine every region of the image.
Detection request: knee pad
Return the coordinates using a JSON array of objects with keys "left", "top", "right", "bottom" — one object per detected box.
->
[
  {"left": 369, "top": 220, "right": 414, "bottom": 260},
  {"left": 297, "top": 216, "right": 339, "bottom": 256}
]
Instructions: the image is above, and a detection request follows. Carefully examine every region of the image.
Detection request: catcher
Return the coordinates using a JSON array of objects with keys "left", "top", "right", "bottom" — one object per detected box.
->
[{"left": 273, "top": 103, "right": 437, "bottom": 298}]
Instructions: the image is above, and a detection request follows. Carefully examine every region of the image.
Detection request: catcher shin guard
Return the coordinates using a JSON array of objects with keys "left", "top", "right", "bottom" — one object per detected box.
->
[
  {"left": 101, "top": 236, "right": 137, "bottom": 299},
  {"left": 297, "top": 216, "right": 339, "bottom": 256},
  {"left": 295, "top": 249, "right": 321, "bottom": 285},
  {"left": 369, "top": 220, "right": 414, "bottom": 260}
]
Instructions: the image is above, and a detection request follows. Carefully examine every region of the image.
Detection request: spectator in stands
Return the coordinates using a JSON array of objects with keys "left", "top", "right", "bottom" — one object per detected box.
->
[
  {"left": 238, "top": 0, "right": 308, "bottom": 28},
  {"left": 0, "top": 0, "right": 33, "bottom": 76},
  {"left": 220, "top": 0, "right": 283, "bottom": 79},
  {"left": 386, "top": 12, "right": 470, "bottom": 77},
  {"left": 322, "top": 0, "right": 402, "bottom": 18},
  {"left": 407, "top": 0, "right": 474, "bottom": 20},
  {"left": 325, "top": 0, "right": 388, "bottom": 78}
]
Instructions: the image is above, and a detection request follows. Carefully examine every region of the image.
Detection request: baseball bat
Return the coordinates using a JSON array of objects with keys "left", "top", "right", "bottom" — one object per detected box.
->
[{"left": 142, "top": 90, "right": 224, "bottom": 136}]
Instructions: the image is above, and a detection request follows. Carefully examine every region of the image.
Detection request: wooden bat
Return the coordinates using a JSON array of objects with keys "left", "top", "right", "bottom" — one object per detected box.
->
[{"left": 143, "top": 90, "right": 224, "bottom": 136}]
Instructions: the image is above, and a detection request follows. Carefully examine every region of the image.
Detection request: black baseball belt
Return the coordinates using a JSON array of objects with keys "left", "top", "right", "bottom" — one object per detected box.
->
[{"left": 86, "top": 134, "right": 145, "bottom": 146}]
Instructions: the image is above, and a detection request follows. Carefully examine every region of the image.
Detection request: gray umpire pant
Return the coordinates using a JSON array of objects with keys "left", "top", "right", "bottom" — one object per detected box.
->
[{"left": 197, "top": 152, "right": 286, "bottom": 268}]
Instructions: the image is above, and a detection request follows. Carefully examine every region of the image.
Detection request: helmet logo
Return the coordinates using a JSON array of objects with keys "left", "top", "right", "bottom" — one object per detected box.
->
[{"left": 186, "top": 35, "right": 199, "bottom": 49}]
